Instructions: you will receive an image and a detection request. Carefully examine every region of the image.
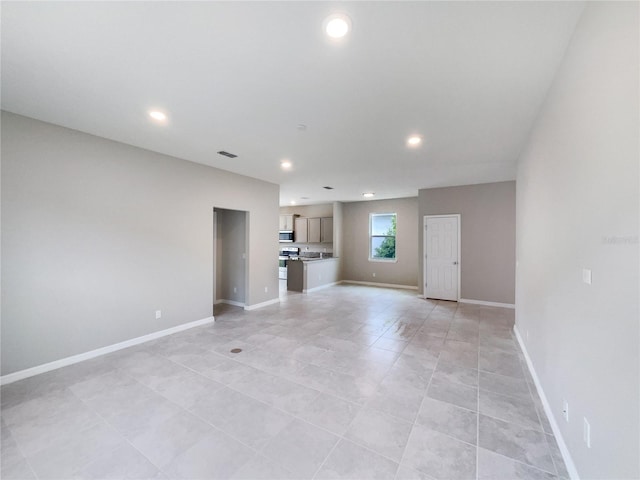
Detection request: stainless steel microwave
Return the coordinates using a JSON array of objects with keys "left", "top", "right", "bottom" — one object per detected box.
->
[{"left": 279, "top": 231, "right": 294, "bottom": 242}]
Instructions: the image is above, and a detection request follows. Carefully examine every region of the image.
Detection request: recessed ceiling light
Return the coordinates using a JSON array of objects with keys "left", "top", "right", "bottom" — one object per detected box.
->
[
  {"left": 362, "top": 192, "right": 375, "bottom": 198},
  {"left": 290, "top": 200, "right": 296, "bottom": 205},
  {"left": 407, "top": 135, "right": 422, "bottom": 147},
  {"left": 149, "top": 110, "right": 167, "bottom": 122},
  {"left": 324, "top": 13, "right": 351, "bottom": 39},
  {"left": 281, "top": 160, "right": 292, "bottom": 169}
]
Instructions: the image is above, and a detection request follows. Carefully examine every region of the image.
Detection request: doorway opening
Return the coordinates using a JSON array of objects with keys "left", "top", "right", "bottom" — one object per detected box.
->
[
  {"left": 424, "top": 214, "right": 461, "bottom": 301},
  {"left": 213, "top": 207, "right": 249, "bottom": 315}
]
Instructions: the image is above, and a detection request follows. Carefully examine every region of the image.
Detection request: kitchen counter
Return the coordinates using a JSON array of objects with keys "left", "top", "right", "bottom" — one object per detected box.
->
[{"left": 287, "top": 257, "right": 339, "bottom": 292}]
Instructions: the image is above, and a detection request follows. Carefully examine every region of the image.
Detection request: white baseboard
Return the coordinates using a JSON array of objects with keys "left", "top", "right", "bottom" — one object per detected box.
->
[
  {"left": 341, "top": 280, "right": 418, "bottom": 290},
  {"left": 0, "top": 316, "right": 215, "bottom": 386},
  {"left": 513, "top": 326, "right": 580, "bottom": 480},
  {"left": 303, "top": 281, "right": 340, "bottom": 293},
  {"left": 244, "top": 297, "right": 280, "bottom": 311},
  {"left": 459, "top": 298, "right": 515, "bottom": 309},
  {"left": 215, "top": 299, "right": 245, "bottom": 308}
]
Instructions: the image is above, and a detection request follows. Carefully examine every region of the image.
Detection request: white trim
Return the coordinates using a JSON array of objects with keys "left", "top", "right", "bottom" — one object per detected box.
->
[
  {"left": 341, "top": 280, "right": 418, "bottom": 290},
  {"left": 423, "top": 214, "right": 461, "bottom": 301},
  {"left": 514, "top": 326, "right": 580, "bottom": 480},
  {"left": 303, "top": 281, "right": 340, "bottom": 293},
  {"left": 215, "top": 299, "right": 245, "bottom": 307},
  {"left": 244, "top": 297, "right": 280, "bottom": 311},
  {"left": 0, "top": 316, "right": 215, "bottom": 386},
  {"left": 459, "top": 298, "right": 515, "bottom": 309}
]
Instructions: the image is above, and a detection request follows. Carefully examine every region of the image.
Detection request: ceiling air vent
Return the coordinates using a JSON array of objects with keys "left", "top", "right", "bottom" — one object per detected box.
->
[
  {"left": 217, "top": 151, "right": 238, "bottom": 158},
  {"left": 323, "top": 186, "right": 334, "bottom": 190}
]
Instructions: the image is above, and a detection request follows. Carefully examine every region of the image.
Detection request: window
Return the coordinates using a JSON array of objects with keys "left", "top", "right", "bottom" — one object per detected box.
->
[{"left": 369, "top": 213, "right": 397, "bottom": 261}]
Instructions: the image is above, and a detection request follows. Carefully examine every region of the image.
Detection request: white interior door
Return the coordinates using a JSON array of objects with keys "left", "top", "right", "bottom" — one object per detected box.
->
[{"left": 424, "top": 215, "right": 459, "bottom": 301}]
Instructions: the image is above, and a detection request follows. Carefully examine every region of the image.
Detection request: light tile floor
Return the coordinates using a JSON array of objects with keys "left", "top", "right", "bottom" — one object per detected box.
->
[{"left": 1, "top": 284, "right": 569, "bottom": 479}]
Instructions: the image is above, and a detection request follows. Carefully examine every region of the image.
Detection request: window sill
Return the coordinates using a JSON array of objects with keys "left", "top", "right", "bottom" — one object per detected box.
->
[{"left": 368, "top": 258, "right": 398, "bottom": 263}]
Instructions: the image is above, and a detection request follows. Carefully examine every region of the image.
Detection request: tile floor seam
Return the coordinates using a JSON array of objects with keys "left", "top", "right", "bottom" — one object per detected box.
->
[
  {"left": 477, "top": 405, "right": 546, "bottom": 434},
  {"left": 478, "top": 446, "right": 560, "bottom": 478},
  {"left": 309, "top": 433, "right": 343, "bottom": 480},
  {"left": 3, "top": 422, "right": 41, "bottom": 480},
  {"left": 524, "top": 366, "right": 560, "bottom": 476},
  {"left": 543, "top": 434, "right": 565, "bottom": 479},
  {"left": 72, "top": 366, "right": 267, "bottom": 478},
  {"left": 59, "top": 392, "right": 149, "bottom": 479},
  {"left": 4, "top": 286, "right": 568, "bottom": 480},
  {"left": 395, "top": 343, "right": 442, "bottom": 473}
]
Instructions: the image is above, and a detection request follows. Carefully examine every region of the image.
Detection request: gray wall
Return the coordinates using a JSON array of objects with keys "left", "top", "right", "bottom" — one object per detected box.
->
[
  {"left": 332, "top": 201, "right": 344, "bottom": 262},
  {"left": 515, "top": 3, "right": 638, "bottom": 478},
  {"left": 342, "top": 197, "right": 418, "bottom": 287},
  {"left": 418, "top": 182, "right": 516, "bottom": 304},
  {"left": 280, "top": 204, "right": 333, "bottom": 218},
  {"left": 215, "top": 208, "right": 247, "bottom": 304},
  {"left": 1, "top": 112, "right": 280, "bottom": 375}
]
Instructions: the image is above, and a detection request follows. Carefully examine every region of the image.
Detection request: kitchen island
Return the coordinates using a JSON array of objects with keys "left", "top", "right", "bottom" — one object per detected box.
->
[{"left": 287, "top": 257, "right": 340, "bottom": 293}]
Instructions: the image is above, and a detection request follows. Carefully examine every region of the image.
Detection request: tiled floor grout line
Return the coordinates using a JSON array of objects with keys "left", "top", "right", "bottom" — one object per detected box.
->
[
  {"left": 4, "top": 288, "right": 565, "bottom": 480},
  {"left": 197, "top": 305, "right": 451, "bottom": 477},
  {"left": 3, "top": 421, "right": 41, "bottom": 480},
  {"left": 523, "top": 355, "right": 562, "bottom": 477},
  {"left": 309, "top": 433, "right": 342, "bottom": 479},
  {"left": 68, "top": 361, "right": 292, "bottom": 478},
  {"left": 65, "top": 387, "right": 163, "bottom": 479},
  {"left": 105, "top": 369, "right": 271, "bottom": 477}
]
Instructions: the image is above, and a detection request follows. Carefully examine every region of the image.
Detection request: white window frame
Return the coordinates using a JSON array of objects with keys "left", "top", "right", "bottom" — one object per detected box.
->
[{"left": 368, "top": 212, "right": 398, "bottom": 263}]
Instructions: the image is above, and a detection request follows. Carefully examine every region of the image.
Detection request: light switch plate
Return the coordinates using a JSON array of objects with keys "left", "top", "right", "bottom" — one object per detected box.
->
[{"left": 582, "top": 268, "right": 592, "bottom": 285}]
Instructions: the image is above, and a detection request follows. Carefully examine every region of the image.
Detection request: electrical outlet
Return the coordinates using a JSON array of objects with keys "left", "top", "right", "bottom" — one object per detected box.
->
[
  {"left": 582, "top": 268, "right": 592, "bottom": 285},
  {"left": 562, "top": 400, "right": 569, "bottom": 422},
  {"left": 264, "top": 286, "right": 268, "bottom": 293},
  {"left": 155, "top": 310, "right": 162, "bottom": 320},
  {"left": 372, "top": 272, "right": 376, "bottom": 277},
  {"left": 233, "top": 287, "right": 237, "bottom": 293},
  {"left": 583, "top": 418, "right": 591, "bottom": 448}
]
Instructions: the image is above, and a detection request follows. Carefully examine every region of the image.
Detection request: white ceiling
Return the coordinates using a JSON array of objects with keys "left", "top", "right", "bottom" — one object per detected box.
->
[{"left": 1, "top": 1, "right": 584, "bottom": 206}]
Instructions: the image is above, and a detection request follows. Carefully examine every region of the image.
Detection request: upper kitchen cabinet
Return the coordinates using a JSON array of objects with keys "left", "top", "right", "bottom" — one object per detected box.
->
[
  {"left": 308, "top": 218, "right": 321, "bottom": 243},
  {"left": 279, "top": 214, "right": 295, "bottom": 231},
  {"left": 321, "top": 217, "right": 333, "bottom": 243},
  {"left": 294, "top": 217, "right": 308, "bottom": 243},
  {"left": 292, "top": 216, "right": 333, "bottom": 244}
]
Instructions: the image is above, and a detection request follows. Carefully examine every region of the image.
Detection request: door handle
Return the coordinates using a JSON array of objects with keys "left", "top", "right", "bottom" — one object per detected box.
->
[{"left": 453, "top": 261, "right": 458, "bottom": 265}]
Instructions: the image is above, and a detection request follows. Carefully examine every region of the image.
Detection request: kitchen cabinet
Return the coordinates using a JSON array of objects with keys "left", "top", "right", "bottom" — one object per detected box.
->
[
  {"left": 293, "top": 216, "right": 333, "bottom": 244},
  {"left": 279, "top": 214, "right": 295, "bottom": 231},
  {"left": 308, "top": 218, "right": 321, "bottom": 243},
  {"left": 294, "top": 217, "right": 308, "bottom": 243},
  {"left": 321, "top": 217, "right": 333, "bottom": 243},
  {"left": 287, "top": 258, "right": 340, "bottom": 292}
]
